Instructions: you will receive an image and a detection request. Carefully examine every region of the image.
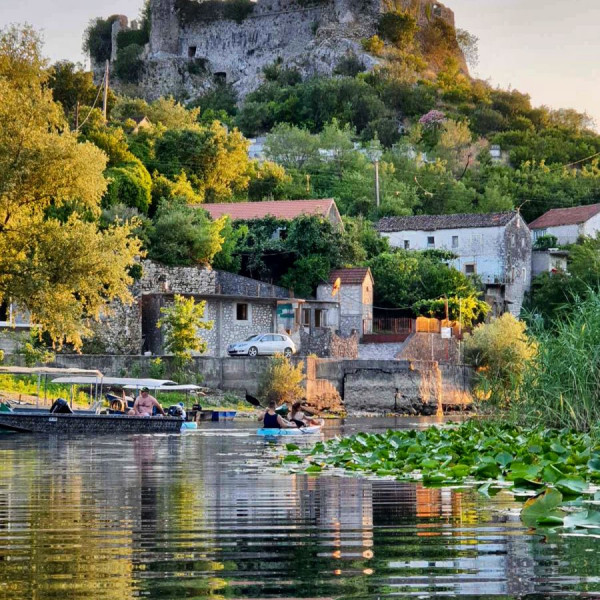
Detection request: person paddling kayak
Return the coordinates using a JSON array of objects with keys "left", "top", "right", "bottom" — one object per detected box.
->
[{"left": 258, "top": 400, "right": 296, "bottom": 429}]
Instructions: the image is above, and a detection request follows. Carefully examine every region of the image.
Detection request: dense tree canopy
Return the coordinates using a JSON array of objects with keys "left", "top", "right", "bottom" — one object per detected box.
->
[{"left": 0, "top": 26, "right": 141, "bottom": 348}]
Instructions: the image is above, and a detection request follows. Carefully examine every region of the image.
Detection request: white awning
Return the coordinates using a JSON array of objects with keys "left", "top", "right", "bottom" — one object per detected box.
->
[
  {"left": 51, "top": 377, "right": 176, "bottom": 387},
  {"left": 0, "top": 366, "right": 103, "bottom": 377},
  {"left": 124, "top": 384, "right": 203, "bottom": 392}
]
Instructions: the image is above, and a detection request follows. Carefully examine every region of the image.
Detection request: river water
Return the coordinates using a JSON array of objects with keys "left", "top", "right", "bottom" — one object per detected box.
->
[{"left": 1, "top": 417, "right": 599, "bottom": 599}]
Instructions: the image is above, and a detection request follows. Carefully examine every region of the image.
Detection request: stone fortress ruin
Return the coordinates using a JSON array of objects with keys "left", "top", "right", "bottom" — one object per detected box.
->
[{"left": 96, "top": 0, "right": 458, "bottom": 100}]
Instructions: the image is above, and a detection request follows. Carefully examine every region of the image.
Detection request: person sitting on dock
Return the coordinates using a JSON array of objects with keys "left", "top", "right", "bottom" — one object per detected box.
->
[
  {"left": 128, "top": 387, "right": 166, "bottom": 417},
  {"left": 259, "top": 400, "right": 295, "bottom": 429}
]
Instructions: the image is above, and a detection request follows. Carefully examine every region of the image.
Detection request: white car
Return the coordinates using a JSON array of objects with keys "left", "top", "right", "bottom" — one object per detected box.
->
[{"left": 227, "top": 334, "right": 296, "bottom": 358}]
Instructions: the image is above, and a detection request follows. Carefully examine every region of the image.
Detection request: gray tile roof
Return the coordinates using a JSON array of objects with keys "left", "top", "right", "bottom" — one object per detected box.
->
[{"left": 376, "top": 212, "right": 517, "bottom": 232}]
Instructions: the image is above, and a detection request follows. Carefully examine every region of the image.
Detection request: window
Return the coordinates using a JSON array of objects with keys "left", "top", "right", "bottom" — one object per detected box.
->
[
  {"left": 262, "top": 334, "right": 275, "bottom": 341},
  {"left": 427, "top": 236, "right": 435, "bottom": 248},
  {"left": 511, "top": 235, "right": 516, "bottom": 247},
  {"left": 404, "top": 240, "right": 410, "bottom": 250},
  {"left": 533, "top": 229, "right": 546, "bottom": 241},
  {"left": 236, "top": 303, "right": 249, "bottom": 321},
  {"left": 0, "top": 301, "right": 9, "bottom": 323},
  {"left": 214, "top": 72, "right": 227, "bottom": 84},
  {"left": 452, "top": 235, "right": 459, "bottom": 249},
  {"left": 315, "top": 309, "right": 326, "bottom": 328},
  {"left": 188, "top": 46, "right": 197, "bottom": 58},
  {"left": 302, "top": 308, "right": 310, "bottom": 327},
  {"left": 465, "top": 263, "right": 476, "bottom": 275}
]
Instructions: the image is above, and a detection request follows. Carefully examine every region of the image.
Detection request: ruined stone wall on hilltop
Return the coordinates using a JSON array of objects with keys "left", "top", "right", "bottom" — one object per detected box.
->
[{"left": 110, "top": 0, "right": 459, "bottom": 100}]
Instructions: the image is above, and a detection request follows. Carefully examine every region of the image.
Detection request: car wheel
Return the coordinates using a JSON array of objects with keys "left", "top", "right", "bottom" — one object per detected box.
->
[
  {"left": 248, "top": 346, "right": 258, "bottom": 357},
  {"left": 283, "top": 347, "right": 293, "bottom": 358}
]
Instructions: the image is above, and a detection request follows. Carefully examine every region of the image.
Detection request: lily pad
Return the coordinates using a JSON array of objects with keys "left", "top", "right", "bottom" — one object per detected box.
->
[
  {"left": 563, "top": 510, "right": 600, "bottom": 529},
  {"left": 521, "top": 488, "right": 563, "bottom": 527},
  {"left": 555, "top": 478, "right": 587, "bottom": 496}
]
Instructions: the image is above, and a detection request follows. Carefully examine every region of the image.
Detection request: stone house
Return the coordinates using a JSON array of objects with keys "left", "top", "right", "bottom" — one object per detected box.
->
[
  {"left": 94, "top": 261, "right": 368, "bottom": 358},
  {"left": 201, "top": 199, "right": 344, "bottom": 231},
  {"left": 316, "top": 268, "right": 374, "bottom": 336},
  {"left": 377, "top": 212, "right": 532, "bottom": 316},
  {"left": 528, "top": 203, "right": 600, "bottom": 245}
]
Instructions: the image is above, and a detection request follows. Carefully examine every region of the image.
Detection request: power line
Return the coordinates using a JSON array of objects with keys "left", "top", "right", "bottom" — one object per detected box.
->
[{"left": 75, "top": 70, "right": 106, "bottom": 132}]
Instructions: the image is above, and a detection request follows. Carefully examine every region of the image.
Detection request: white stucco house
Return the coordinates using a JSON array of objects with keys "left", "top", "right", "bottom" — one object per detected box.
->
[
  {"left": 528, "top": 203, "right": 600, "bottom": 245},
  {"left": 376, "top": 212, "right": 532, "bottom": 316}
]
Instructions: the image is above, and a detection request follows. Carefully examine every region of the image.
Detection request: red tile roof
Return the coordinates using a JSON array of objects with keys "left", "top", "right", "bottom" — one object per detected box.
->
[
  {"left": 201, "top": 199, "right": 339, "bottom": 222},
  {"left": 529, "top": 203, "right": 600, "bottom": 229},
  {"left": 328, "top": 268, "right": 373, "bottom": 285}
]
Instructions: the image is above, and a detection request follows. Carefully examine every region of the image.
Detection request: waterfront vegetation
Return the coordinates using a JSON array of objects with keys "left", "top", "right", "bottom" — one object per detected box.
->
[{"left": 285, "top": 420, "right": 600, "bottom": 531}]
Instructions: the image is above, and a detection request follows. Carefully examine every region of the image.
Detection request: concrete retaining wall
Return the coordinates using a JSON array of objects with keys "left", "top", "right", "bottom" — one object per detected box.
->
[{"left": 4, "top": 353, "right": 473, "bottom": 411}]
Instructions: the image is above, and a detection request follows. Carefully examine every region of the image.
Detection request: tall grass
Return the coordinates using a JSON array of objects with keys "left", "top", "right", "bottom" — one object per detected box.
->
[{"left": 513, "top": 293, "right": 600, "bottom": 433}]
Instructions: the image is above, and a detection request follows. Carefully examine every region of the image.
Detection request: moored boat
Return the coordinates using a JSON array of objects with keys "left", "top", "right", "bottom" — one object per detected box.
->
[{"left": 0, "top": 411, "right": 184, "bottom": 434}]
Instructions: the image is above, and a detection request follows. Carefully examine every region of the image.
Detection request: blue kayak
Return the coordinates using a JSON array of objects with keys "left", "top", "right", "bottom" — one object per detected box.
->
[{"left": 257, "top": 426, "right": 321, "bottom": 436}]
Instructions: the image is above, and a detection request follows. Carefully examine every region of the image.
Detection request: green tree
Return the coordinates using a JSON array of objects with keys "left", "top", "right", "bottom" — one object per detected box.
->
[
  {"left": 157, "top": 294, "right": 213, "bottom": 363},
  {"left": 264, "top": 124, "right": 320, "bottom": 169},
  {"left": 153, "top": 123, "right": 250, "bottom": 201},
  {"left": 367, "top": 250, "right": 484, "bottom": 315},
  {"left": 0, "top": 26, "right": 142, "bottom": 349},
  {"left": 148, "top": 199, "right": 226, "bottom": 265}
]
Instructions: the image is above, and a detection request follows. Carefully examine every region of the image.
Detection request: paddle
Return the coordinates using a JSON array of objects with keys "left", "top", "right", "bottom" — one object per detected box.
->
[{"left": 245, "top": 390, "right": 263, "bottom": 408}]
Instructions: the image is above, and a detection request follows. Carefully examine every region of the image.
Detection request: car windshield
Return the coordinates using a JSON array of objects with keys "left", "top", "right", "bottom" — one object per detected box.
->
[{"left": 244, "top": 335, "right": 261, "bottom": 341}]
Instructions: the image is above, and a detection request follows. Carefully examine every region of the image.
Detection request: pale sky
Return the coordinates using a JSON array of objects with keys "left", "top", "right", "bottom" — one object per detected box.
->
[{"left": 1, "top": 0, "right": 599, "bottom": 125}]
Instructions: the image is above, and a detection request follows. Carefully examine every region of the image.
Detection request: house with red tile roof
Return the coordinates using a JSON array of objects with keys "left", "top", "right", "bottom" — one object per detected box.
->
[
  {"left": 201, "top": 199, "right": 344, "bottom": 231},
  {"left": 528, "top": 203, "right": 600, "bottom": 245},
  {"left": 316, "top": 268, "right": 374, "bottom": 336}
]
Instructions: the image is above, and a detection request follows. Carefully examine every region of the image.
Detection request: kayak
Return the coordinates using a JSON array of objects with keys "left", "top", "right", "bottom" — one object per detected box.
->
[{"left": 257, "top": 426, "right": 322, "bottom": 436}]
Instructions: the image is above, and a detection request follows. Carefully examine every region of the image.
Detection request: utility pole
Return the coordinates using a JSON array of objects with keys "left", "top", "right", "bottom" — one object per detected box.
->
[
  {"left": 374, "top": 158, "right": 380, "bottom": 208},
  {"left": 74, "top": 100, "right": 80, "bottom": 131},
  {"left": 102, "top": 60, "right": 109, "bottom": 122},
  {"left": 367, "top": 140, "right": 383, "bottom": 209}
]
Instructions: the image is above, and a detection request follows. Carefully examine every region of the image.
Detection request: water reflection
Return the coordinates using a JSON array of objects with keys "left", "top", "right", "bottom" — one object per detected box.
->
[{"left": 0, "top": 419, "right": 599, "bottom": 599}]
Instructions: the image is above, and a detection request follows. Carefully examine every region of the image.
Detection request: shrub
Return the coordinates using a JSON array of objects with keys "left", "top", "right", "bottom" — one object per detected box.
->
[
  {"left": 114, "top": 43, "right": 144, "bottom": 83},
  {"left": 116, "top": 28, "right": 149, "bottom": 50},
  {"left": 378, "top": 12, "right": 418, "bottom": 46},
  {"left": 464, "top": 314, "right": 536, "bottom": 405},
  {"left": 361, "top": 35, "right": 385, "bottom": 55},
  {"left": 258, "top": 354, "right": 304, "bottom": 405},
  {"left": 533, "top": 234, "right": 559, "bottom": 250},
  {"left": 334, "top": 55, "right": 366, "bottom": 77},
  {"left": 157, "top": 295, "right": 213, "bottom": 364}
]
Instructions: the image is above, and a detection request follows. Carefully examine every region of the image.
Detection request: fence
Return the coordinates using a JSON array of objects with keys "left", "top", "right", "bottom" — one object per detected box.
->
[
  {"left": 416, "top": 317, "right": 461, "bottom": 338},
  {"left": 362, "top": 318, "right": 413, "bottom": 343}
]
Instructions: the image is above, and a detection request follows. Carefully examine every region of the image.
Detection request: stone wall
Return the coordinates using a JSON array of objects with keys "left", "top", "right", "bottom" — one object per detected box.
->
[
  {"left": 397, "top": 333, "right": 460, "bottom": 363},
  {"left": 7, "top": 353, "right": 472, "bottom": 412},
  {"left": 141, "top": 261, "right": 217, "bottom": 295},
  {"left": 299, "top": 328, "right": 358, "bottom": 358}
]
